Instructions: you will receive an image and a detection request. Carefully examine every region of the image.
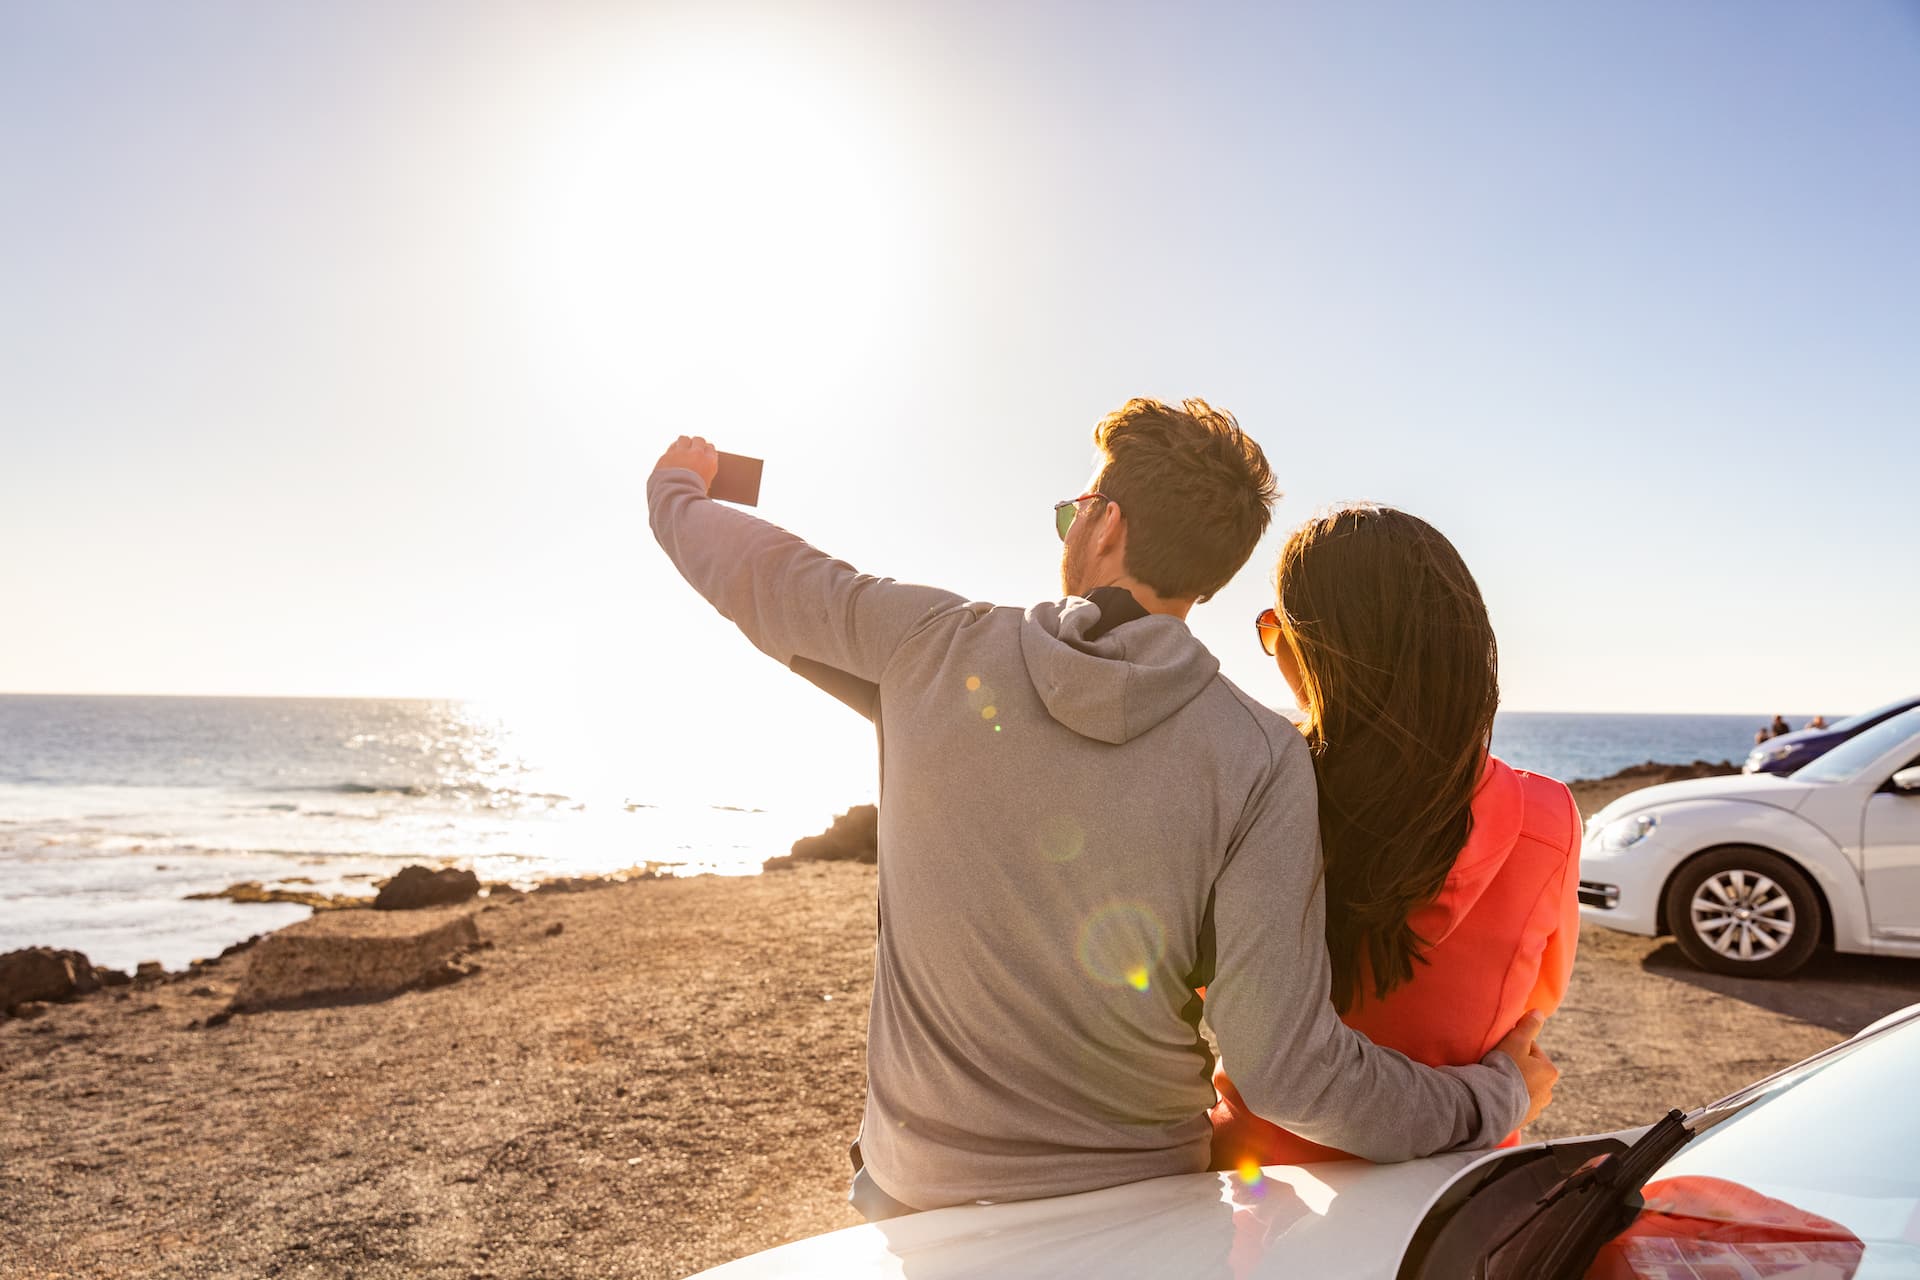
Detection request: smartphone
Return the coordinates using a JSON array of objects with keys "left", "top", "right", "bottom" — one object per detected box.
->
[{"left": 710, "top": 452, "right": 764, "bottom": 506}]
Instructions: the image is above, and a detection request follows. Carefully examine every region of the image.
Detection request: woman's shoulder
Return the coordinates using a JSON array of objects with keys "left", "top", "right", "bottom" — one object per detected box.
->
[{"left": 1494, "top": 759, "right": 1582, "bottom": 860}]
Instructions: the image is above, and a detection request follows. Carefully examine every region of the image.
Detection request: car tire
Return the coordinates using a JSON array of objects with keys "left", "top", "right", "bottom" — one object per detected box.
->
[{"left": 1664, "top": 846, "right": 1822, "bottom": 978}]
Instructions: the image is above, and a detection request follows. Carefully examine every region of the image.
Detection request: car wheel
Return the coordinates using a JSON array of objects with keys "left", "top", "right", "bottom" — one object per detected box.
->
[{"left": 1663, "top": 846, "right": 1822, "bottom": 978}]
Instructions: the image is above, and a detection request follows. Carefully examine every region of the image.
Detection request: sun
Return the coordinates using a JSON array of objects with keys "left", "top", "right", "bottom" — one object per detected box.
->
[{"left": 517, "top": 32, "right": 923, "bottom": 434}]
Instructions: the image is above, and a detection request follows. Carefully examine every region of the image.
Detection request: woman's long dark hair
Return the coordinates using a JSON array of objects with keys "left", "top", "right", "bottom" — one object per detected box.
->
[{"left": 1275, "top": 505, "right": 1499, "bottom": 1012}]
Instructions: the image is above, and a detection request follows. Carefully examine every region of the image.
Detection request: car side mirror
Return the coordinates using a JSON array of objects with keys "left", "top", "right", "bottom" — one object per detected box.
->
[{"left": 1893, "top": 766, "right": 1920, "bottom": 795}]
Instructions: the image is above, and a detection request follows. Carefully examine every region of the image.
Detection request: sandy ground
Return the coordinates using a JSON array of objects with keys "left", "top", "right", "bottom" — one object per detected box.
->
[{"left": 7, "top": 780, "right": 1920, "bottom": 1279}]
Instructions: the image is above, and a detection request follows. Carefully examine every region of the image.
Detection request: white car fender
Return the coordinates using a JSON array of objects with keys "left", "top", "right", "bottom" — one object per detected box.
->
[{"left": 1614, "top": 798, "right": 1873, "bottom": 952}]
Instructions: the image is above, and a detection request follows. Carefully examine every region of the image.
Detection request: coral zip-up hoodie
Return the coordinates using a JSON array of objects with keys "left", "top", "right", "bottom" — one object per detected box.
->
[{"left": 1211, "top": 756, "right": 1581, "bottom": 1167}]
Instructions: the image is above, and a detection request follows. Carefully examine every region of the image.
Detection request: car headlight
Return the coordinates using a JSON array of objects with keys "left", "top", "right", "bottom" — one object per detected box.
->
[
  {"left": 1597, "top": 813, "right": 1660, "bottom": 851},
  {"left": 1760, "top": 743, "right": 1803, "bottom": 765}
]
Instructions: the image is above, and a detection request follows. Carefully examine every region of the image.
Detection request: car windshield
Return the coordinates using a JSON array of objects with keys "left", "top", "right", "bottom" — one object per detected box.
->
[
  {"left": 1829, "top": 696, "right": 1919, "bottom": 735},
  {"left": 1795, "top": 707, "right": 1920, "bottom": 785},
  {"left": 1588, "top": 1012, "right": 1920, "bottom": 1276}
]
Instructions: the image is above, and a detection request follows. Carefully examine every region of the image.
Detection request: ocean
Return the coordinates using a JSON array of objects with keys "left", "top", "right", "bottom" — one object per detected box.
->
[{"left": 0, "top": 695, "right": 1791, "bottom": 971}]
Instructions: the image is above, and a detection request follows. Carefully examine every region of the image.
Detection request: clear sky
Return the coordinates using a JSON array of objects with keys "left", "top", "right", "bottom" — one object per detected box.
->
[{"left": 3, "top": 2, "right": 1916, "bottom": 794}]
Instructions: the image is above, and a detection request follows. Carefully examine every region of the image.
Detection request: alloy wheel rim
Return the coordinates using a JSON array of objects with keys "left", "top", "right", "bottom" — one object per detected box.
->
[{"left": 1691, "top": 869, "right": 1794, "bottom": 961}]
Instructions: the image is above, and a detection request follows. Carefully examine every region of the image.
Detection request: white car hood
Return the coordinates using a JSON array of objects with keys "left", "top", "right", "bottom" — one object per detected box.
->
[
  {"left": 691, "top": 1152, "right": 1492, "bottom": 1280},
  {"left": 1591, "top": 773, "right": 1813, "bottom": 826}
]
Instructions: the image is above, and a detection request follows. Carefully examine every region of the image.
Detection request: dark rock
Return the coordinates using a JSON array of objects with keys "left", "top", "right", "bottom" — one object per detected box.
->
[
  {"left": 1585, "top": 759, "right": 1739, "bottom": 785},
  {"left": 12, "top": 1001, "right": 49, "bottom": 1019},
  {"left": 135, "top": 961, "right": 167, "bottom": 983},
  {"left": 218, "top": 934, "right": 263, "bottom": 960},
  {"left": 373, "top": 865, "right": 480, "bottom": 911},
  {"left": 189, "top": 985, "right": 217, "bottom": 998},
  {"left": 205, "top": 1008, "right": 233, "bottom": 1028},
  {"left": 768, "top": 805, "right": 879, "bottom": 869},
  {"left": 233, "top": 908, "right": 480, "bottom": 1009},
  {"left": 0, "top": 947, "right": 97, "bottom": 1013},
  {"left": 185, "top": 881, "right": 366, "bottom": 910},
  {"left": 95, "top": 967, "right": 131, "bottom": 987},
  {"left": 544, "top": 922, "right": 564, "bottom": 938}
]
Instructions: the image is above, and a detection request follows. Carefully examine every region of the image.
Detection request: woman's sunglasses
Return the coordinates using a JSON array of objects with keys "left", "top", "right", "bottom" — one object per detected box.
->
[
  {"left": 1255, "top": 607, "right": 1284, "bottom": 657},
  {"left": 1052, "top": 492, "right": 1111, "bottom": 541}
]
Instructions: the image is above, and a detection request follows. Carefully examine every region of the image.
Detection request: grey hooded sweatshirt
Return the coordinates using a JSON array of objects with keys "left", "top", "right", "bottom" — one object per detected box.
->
[{"left": 648, "top": 469, "right": 1526, "bottom": 1210}]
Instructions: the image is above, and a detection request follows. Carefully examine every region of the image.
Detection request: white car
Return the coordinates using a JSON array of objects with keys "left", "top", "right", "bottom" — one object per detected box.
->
[
  {"left": 694, "top": 1004, "right": 1920, "bottom": 1278},
  {"left": 1580, "top": 706, "right": 1920, "bottom": 977}
]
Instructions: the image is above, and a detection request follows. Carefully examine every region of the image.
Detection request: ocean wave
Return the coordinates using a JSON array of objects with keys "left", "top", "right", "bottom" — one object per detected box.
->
[{"left": 270, "top": 781, "right": 576, "bottom": 805}]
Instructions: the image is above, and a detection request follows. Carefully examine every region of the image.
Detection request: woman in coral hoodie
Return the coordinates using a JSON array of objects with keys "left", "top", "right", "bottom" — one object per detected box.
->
[{"left": 1211, "top": 504, "right": 1582, "bottom": 1169}]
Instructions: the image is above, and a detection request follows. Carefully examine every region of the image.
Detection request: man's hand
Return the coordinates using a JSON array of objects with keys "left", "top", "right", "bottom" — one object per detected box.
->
[
  {"left": 654, "top": 435, "right": 720, "bottom": 492},
  {"left": 1493, "top": 1009, "right": 1557, "bottom": 1129}
]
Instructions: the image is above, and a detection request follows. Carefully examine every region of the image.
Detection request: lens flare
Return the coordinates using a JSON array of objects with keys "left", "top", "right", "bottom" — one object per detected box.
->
[
  {"left": 1236, "top": 1158, "right": 1263, "bottom": 1186},
  {"left": 965, "top": 676, "right": 999, "bottom": 730},
  {"left": 1075, "top": 901, "right": 1167, "bottom": 991}
]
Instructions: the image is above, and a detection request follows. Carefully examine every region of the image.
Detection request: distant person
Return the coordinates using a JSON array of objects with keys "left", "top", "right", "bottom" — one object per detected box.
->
[
  {"left": 1755, "top": 728, "right": 1771, "bottom": 745},
  {"left": 1807, "top": 715, "right": 1829, "bottom": 731},
  {"left": 648, "top": 402, "right": 1552, "bottom": 1218},
  {"left": 1212, "top": 506, "right": 1579, "bottom": 1167},
  {"left": 1769, "top": 714, "right": 1792, "bottom": 739}
]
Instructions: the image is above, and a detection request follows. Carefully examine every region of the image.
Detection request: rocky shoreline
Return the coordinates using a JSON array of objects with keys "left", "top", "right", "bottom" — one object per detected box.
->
[
  {"left": 0, "top": 758, "right": 1741, "bottom": 1021},
  {"left": 1564, "top": 758, "right": 1739, "bottom": 821}
]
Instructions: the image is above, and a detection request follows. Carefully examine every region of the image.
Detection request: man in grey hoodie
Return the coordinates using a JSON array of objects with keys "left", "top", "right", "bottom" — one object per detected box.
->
[{"left": 648, "top": 399, "right": 1554, "bottom": 1217}]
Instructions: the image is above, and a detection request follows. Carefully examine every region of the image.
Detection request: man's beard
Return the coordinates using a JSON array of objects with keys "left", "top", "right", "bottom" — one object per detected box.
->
[{"left": 1060, "top": 524, "right": 1091, "bottom": 598}]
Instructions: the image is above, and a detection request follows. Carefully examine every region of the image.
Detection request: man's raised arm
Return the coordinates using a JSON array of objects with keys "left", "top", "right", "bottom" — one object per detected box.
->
[
  {"left": 648, "top": 437, "right": 967, "bottom": 683},
  {"left": 1204, "top": 729, "right": 1556, "bottom": 1161}
]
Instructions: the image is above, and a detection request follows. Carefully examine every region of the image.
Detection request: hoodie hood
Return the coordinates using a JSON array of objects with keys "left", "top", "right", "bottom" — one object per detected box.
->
[
  {"left": 1019, "top": 596, "right": 1220, "bottom": 745},
  {"left": 1401, "top": 756, "right": 1526, "bottom": 948}
]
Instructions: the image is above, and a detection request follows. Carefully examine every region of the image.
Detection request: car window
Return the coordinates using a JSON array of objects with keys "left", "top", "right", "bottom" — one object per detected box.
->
[
  {"left": 1795, "top": 708, "right": 1920, "bottom": 785},
  {"left": 1588, "top": 1020, "right": 1920, "bottom": 1277}
]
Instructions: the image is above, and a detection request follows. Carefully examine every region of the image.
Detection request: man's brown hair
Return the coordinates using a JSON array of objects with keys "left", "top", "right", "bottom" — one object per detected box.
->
[{"left": 1092, "top": 398, "right": 1279, "bottom": 601}]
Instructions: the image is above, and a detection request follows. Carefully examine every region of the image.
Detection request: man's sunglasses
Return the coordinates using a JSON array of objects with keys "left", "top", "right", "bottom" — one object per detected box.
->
[
  {"left": 1255, "top": 607, "right": 1284, "bottom": 657},
  {"left": 1053, "top": 492, "right": 1111, "bottom": 541}
]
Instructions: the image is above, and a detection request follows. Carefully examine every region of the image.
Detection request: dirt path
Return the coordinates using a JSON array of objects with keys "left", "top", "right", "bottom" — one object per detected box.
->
[{"left": 5, "top": 862, "right": 1918, "bottom": 1279}]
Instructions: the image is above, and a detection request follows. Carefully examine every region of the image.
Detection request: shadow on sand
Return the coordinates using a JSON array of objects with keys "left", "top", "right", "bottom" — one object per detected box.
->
[{"left": 1641, "top": 943, "right": 1920, "bottom": 1035}]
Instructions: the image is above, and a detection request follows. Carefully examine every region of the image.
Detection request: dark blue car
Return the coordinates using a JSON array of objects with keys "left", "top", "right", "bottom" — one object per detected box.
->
[{"left": 1744, "top": 694, "right": 1920, "bottom": 775}]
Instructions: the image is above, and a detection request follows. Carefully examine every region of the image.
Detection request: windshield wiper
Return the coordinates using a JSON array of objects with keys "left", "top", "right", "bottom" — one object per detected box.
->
[{"left": 1481, "top": 1109, "right": 1694, "bottom": 1279}]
